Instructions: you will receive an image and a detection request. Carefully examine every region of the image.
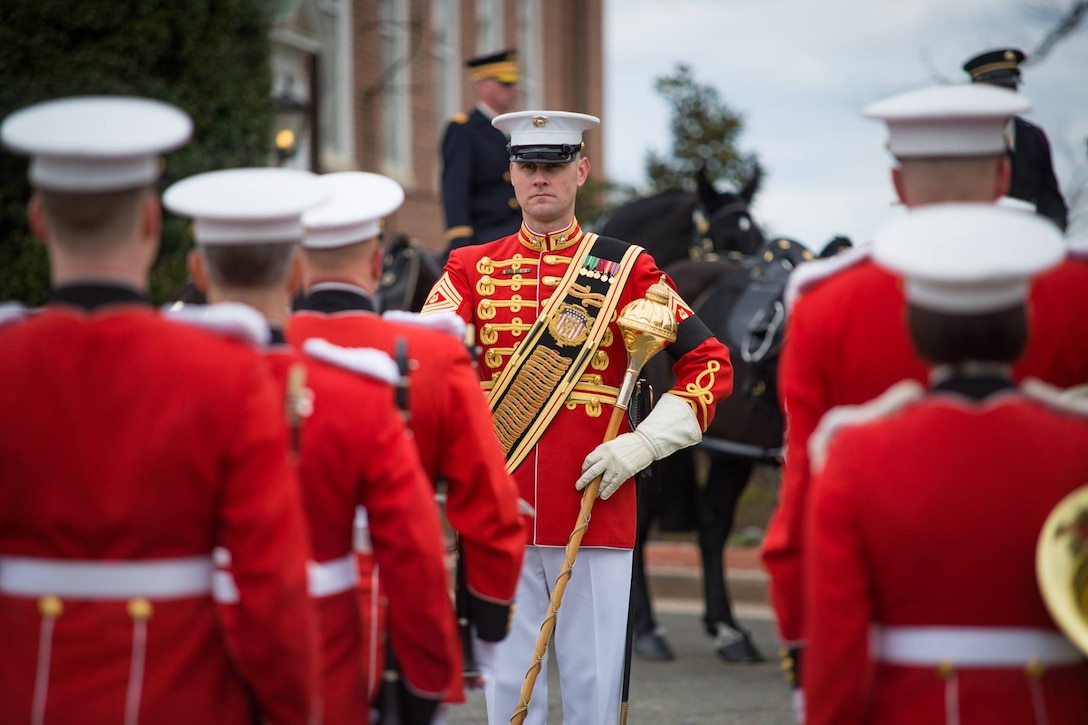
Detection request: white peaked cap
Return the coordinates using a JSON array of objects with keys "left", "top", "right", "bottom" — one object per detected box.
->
[
  {"left": 996, "top": 196, "right": 1037, "bottom": 214},
  {"left": 493, "top": 110, "right": 600, "bottom": 163},
  {"left": 163, "top": 168, "right": 328, "bottom": 245},
  {"left": 873, "top": 203, "right": 1064, "bottom": 314},
  {"left": 302, "top": 172, "right": 406, "bottom": 249},
  {"left": 1, "top": 96, "right": 193, "bottom": 192},
  {"left": 863, "top": 84, "right": 1031, "bottom": 158}
]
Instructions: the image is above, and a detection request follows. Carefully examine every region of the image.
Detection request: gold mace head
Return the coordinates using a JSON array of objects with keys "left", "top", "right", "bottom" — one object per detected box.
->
[{"left": 617, "top": 275, "right": 678, "bottom": 372}]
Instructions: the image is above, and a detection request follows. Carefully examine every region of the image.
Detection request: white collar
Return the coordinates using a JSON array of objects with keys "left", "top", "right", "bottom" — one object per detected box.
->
[{"left": 309, "top": 281, "right": 372, "bottom": 299}]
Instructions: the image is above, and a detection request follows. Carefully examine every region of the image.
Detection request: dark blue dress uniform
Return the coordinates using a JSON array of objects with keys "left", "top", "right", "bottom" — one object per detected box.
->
[
  {"left": 441, "top": 107, "right": 522, "bottom": 251},
  {"left": 1009, "top": 116, "right": 1068, "bottom": 232},
  {"left": 964, "top": 48, "right": 1069, "bottom": 232}
]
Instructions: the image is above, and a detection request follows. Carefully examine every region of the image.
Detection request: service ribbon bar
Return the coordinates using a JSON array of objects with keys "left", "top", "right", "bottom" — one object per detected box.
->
[{"left": 579, "top": 255, "right": 621, "bottom": 283}]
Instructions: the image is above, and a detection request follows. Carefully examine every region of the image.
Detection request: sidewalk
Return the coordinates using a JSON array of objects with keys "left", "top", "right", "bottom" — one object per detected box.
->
[
  {"left": 443, "top": 539, "right": 771, "bottom": 609},
  {"left": 643, "top": 540, "right": 769, "bottom": 608}
]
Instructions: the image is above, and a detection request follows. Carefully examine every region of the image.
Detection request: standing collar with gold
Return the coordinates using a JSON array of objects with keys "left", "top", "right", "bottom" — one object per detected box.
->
[{"left": 518, "top": 219, "right": 584, "bottom": 252}]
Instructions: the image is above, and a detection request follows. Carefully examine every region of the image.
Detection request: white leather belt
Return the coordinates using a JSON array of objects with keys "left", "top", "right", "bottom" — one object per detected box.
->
[
  {"left": 307, "top": 554, "right": 358, "bottom": 598},
  {"left": 0, "top": 555, "right": 214, "bottom": 599},
  {"left": 874, "top": 626, "right": 1083, "bottom": 667},
  {"left": 212, "top": 552, "right": 358, "bottom": 603},
  {"left": 354, "top": 506, "right": 372, "bottom": 555}
]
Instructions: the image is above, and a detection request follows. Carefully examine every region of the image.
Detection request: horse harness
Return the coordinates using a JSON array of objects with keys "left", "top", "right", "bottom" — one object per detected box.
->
[
  {"left": 378, "top": 234, "right": 443, "bottom": 313},
  {"left": 691, "top": 238, "right": 814, "bottom": 461},
  {"left": 690, "top": 201, "right": 758, "bottom": 262},
  {"left": 696, "top": 238, "right": 811, "bottom": 369}
]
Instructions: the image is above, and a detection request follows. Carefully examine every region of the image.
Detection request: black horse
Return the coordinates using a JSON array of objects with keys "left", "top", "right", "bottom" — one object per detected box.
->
[
  {"left": 633, "top": 236, "right": 825, "bottom": 665},
  {"left": 598, "top": 165, "right": 765, "bottom": 268},
  {"left": 613, "top": 187, "right": 851, "bottom": 664}
]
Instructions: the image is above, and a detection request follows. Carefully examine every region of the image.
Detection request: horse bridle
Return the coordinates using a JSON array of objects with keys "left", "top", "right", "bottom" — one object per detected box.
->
[{"left": 689, "top": 201, "right": 756, "bottom": 262}]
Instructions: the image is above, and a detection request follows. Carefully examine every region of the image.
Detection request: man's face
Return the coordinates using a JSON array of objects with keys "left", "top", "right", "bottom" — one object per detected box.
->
[
  {"left": 509, "top": 155, "right": 590, "bottom": 228},
  {"left": 478, "top": 78, "right": 518, "bottom": 115}
]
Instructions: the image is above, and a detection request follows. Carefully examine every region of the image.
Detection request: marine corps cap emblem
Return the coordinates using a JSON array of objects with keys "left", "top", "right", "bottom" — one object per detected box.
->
[{"left": 532, "top": 115, "right": 548, "bottom": 127}]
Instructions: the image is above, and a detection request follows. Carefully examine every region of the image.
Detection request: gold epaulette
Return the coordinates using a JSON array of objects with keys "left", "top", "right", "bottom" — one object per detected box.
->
[
  {"left": 449, "top": 113, "right": 469, "bottom": 124},
  {"left": 444, "top": 225, "right": 473, "bottom": 242}
]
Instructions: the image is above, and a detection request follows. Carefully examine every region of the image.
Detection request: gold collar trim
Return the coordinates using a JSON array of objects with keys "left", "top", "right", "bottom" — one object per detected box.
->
[{"left": 518, "top": 219, "right": 584, "bottom": 252}]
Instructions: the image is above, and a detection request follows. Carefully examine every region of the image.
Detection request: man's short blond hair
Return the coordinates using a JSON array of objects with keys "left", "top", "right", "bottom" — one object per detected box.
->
[
  {"left": 302, "top": 237, "right": 377, "bottom": 273},
  {"left": 200, "top": 243, "right": 299, "bottom": 289},
  {"left": 37, "top": 186, "right": 150, "bottom": 253},
  {"left": 896, "top": 155, "right": 1005, "bottom": 205}
]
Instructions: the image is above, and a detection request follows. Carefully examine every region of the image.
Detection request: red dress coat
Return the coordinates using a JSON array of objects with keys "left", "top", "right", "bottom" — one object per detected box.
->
[
  {"left": 0, "top": 290, "right": 318, "bottom": 725},
  {"left": 263, "top": 341, "right": 457, "bottom": 722},
  {"left": 288, "top": 287, "right": 525, "bottom": 700},
  {"left": 763, "top": 248, "right": 1088, "bottom": 646},
  {"left": 420, "top": 220, "right": 734, "bottom": 548},
  {"left": 805, "top": 378, "right": 1088, "bottom": 725}
]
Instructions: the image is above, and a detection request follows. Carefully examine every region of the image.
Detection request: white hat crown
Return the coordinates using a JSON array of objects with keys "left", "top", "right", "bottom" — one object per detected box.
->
[
  {"left": 302, "top": 172, "right": 405, "bottom": 249},
  {"left": 492, "top": 110, "right": 600, "bottom": 162},
  {"left": 1, "top": 95, "right": 193, "bottom": 192},
  {"left": 873, "top": 202, "right": 1065, "bottom": 314},
  {"left": 864, "top": 84, "right": 1031, "bottom": 158},
  {"left": 163, "top": 168, "right": 328, "bottom": 245}
]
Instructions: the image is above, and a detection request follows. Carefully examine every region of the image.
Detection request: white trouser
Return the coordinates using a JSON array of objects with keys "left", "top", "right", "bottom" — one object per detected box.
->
[{"left": 479, "top": 545, "right": 632, "bottom": 725}]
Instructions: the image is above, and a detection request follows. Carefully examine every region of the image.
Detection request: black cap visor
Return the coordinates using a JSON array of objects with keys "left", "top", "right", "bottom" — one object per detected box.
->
[
  {"left": 508, "top": 143, "right": 579, "bottom": 164},
  {"left": 973, "top": 69, "right": 1021, "bottom": 87}
]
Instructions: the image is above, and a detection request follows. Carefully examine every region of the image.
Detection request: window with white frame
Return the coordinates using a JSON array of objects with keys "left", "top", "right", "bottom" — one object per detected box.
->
[
  {"left": 517, "top": 0, "right": 543, "bottom": 109},
  {"left": 475, "top": 0, "right": 503, "bottom": 54},
  {"left": 379, "top": 0, "right": 413, "bottom": 183},
  {"left": 431, "top": 0, "right": 462, "bottom": 136},
  {"left": 315, "top": 0, "right": 355, "bottom": 170}
]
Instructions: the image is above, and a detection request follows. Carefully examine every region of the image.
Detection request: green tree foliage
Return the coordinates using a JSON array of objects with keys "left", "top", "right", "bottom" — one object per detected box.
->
[
  {"left": 645, "top": 64, "right": 760, "bottom": 194},
  {"left": 577, "top": 177, "right": 638, "bottom": 230},
  {"left": 0, "top": 0, "right": 275, "bottom": 305}
]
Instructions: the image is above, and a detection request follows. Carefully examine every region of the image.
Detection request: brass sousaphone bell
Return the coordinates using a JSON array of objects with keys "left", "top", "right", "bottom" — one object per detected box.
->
[{"left": 1036, "top": 484, "right": 1088, "bottom": 656}]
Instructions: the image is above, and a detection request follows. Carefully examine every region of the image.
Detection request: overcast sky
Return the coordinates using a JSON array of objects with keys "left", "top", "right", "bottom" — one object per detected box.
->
[{"left": 602, "top": 0, "right": 1088, "bottom": 249}]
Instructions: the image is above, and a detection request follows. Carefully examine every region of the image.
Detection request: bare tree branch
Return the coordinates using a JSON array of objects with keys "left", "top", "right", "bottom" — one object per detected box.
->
[
  {"left": 1024, "top": 0, "right": 1088, "bottom": 64},
  {"left": 1055, "top": 137, "right": 1088, "bottom": 236},
  {"left": 360, "top": 0, "right": 426, "bottom": 99}
]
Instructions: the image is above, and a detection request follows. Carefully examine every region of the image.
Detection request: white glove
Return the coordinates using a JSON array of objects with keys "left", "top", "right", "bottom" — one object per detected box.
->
[
  {"left": 575, "top": 393, "right": 702, "bottom": 500},
  {"left": 576, "top": 431, "right": 655, "bottom": 500}
]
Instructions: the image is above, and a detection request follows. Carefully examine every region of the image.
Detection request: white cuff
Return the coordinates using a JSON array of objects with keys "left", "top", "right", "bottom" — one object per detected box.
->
[{"left": 635, "top": 392, "right": 702, "bottom": 460}]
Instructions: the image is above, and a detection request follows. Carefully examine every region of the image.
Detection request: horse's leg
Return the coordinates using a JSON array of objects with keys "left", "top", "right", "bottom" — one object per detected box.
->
[
  {"left": 630, "top": 472, "right": 675, "bottom": 661},
  {"left": 697, "top": 452, "right": 764, "bottom": 663},
  {"left": 697, "top": 452, "right": 748, "bottom": 634}
]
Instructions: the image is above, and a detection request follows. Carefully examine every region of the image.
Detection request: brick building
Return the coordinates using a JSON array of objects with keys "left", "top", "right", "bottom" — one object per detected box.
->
[{"left": 271, "top": 0, "right": 604, "bottom": 253}]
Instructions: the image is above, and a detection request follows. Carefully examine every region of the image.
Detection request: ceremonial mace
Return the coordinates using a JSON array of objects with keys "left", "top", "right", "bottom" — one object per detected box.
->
[{"left": 511, "top": 276, "right": 678, "bottom": 725}]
